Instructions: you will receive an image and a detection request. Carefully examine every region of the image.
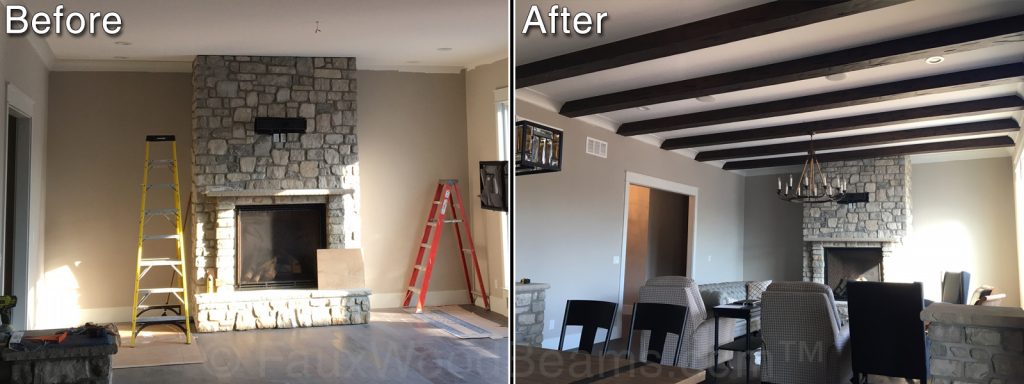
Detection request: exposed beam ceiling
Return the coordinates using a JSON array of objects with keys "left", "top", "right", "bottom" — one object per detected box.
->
[
  {"left": 515, "top": 0, "right": 907, "bottom": 88},
  {"left": 618, "top": 63, "right": 1024, "bottom": 136},
  {"left": 518, "top": 1, "right": 1024, "bottom": 168},
  {"left": 694, "top": 119, "right": 1021, "bottom": 161},
  {"left": 661, "top": 96, "right": 1024, "bottom": 149},
  {"left": 558, "top": 13, "right": 1024, "bottom": 117},
  {"left": 721, "top": 136, "right": 1016, "bottom": 170}
]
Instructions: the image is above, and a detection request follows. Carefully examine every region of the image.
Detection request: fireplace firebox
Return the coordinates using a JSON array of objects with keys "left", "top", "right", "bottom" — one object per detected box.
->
[
  {"left": 825, "top": 247, "right": 883, "bottom": 299},
  {"left": 235, "top": 204, "right": 326, "bottom": 289}
]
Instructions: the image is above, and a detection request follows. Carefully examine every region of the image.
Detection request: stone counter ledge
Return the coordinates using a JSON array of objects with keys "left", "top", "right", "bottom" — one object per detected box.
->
[
  {"left": 921, "top": 303, "right": 1024, "bottom": 382},
  {"left": 196, "top": 289, "right": 371, "bottom": 332}
]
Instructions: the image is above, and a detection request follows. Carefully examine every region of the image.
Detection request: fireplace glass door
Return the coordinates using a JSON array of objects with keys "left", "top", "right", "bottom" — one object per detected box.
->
[{"left": 236, "top": 204, "right": 325, "bottom": 289}]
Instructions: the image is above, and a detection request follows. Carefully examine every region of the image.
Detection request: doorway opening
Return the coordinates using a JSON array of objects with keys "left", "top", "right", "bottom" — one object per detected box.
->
[
  {"left": 2, "top": 113, "right": 17, "bottom": 296},
  {"left": 616, "top": 172, "right": 697, "bottom": 341},
  {"left": 4, "top": 84, "right": 35, "bottom": 329}
]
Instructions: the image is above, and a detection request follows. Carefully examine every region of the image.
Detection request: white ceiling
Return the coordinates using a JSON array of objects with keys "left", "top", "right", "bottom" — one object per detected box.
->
[
  {"left": 19, "top": 0, "right": 507, "bottom": 72},
  {"left": 515, "top": 0, "right": 1024, "bottom": 168}
]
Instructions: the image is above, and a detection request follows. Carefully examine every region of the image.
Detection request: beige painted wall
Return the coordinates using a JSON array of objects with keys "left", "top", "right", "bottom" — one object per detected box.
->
[
  {"left": 742, "top": 173, "right": 804, "bottom": 282},
  {"left": 1, "top": 34, "right": 50, "bottom": 329},
  {"left": 904, "top": 157, "right": 1020, "bottom": 307},
  {"left": 357, "top": 70, "right": 472, "bottom": 308},
  {"left": 464, "top": 59, "right": 509, "bottom": 315},
  {"left": 515, "top": 100, "right": 745, "bottom": 347},
  {"left": 37, "top": 68, "right": 477, "bottom": 326},
  {"left": 44, "top": 72, "right": 192, "bottom": 326}
]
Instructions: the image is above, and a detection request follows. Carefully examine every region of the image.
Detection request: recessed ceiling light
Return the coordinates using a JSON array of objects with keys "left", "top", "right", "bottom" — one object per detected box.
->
[
  {"left": 637, "top": 106, "right": 651, "bottom": 111},
  {"left": 696, "top": 95, "right": 716, "bottom": 103},
  {"left": 925, "top": 56, "right": 945, "bottom": 64},
  {"left": 825, "top": 73, "right": 847, "bottom": 81},
  {"left": 113, "top": 56, "right": 129, "bottom": 60},
  {"left": 114, "top": 41, "right": 132, "bottom": 46},
  {"left": 437, "top": 47, "right": 453, "bottom": 51}
]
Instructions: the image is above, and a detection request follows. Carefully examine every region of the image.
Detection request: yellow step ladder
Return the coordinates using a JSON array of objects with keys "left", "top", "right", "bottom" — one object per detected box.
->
[{"left": 130, "top": 135, "right": 192, "bottom": 346}]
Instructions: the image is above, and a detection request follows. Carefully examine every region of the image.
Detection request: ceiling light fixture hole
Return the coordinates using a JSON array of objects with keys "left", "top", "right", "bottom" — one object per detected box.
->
[
  {"left": 925, "top": 56, "right": 945, "bottom": 64},
  {"left": 825, "top": 73, "right": 847, "bottom": 81},
  {"left": 637, "top": 106, "right": 651, "bottom": 111},
  {"left": 696, "top": 95, "right": 716, "bottom": 103}
]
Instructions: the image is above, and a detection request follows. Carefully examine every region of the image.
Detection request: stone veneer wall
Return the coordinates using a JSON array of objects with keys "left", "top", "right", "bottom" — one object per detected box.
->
[
  {"left": 922, "top": 303, "right": 1024, "bottom": 383},
  {"left": 802, "top": 156, "right": 912, "bottom": 283},
  {"left": 191, "top": 55, "right": 360, "bottom": 289},
  {"left": 195, "top": 290, "right": 370, "bottom": 332},
  {"left": 515, "top": 283, "right": 549, "bottom": 347}
]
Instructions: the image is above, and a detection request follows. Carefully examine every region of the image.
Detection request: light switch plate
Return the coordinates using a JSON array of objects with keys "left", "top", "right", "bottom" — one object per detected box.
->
[{"left": 613, "top": 256, "right": 621, "bottom": 264}]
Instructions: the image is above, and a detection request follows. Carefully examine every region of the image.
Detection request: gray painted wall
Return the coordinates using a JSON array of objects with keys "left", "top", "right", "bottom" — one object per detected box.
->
[
  {"left": 909, "top": 157, "right": 1020, "bottom": 306},
  {"left": 742, "top": 174, "right": 804, "bottom": 282},
  {"left": 515, "top": 100, "right": 745, "bottom": 347}
]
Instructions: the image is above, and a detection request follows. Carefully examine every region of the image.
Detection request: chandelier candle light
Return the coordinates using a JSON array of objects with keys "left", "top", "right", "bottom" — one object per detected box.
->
[{"left": 777, "top": 133, "right": 847, "bottom": 203}]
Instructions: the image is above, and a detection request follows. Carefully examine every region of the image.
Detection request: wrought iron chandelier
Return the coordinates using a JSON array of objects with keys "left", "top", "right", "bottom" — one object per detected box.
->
[{"left": 777, "top": 133, "right": 847, "bottom": 203}]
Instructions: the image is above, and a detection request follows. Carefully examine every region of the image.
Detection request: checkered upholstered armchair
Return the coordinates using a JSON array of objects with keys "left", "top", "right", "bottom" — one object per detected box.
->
[
  {"left": 761, "top": 281, "right": 852, "bottom": 384},
  {"left": 637, "top": 276, "right": 735, "bottom": 369}
]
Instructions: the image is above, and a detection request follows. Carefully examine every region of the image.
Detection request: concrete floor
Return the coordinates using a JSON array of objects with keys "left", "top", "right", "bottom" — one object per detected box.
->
[{"left": 114, "top": 306, "right": 508, "bottom": 383}]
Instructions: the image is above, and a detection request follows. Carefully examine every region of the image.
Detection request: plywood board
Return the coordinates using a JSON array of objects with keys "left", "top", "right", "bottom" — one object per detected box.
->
[{"left": 316, "top": 249, "right": 366, "bottom": 289}]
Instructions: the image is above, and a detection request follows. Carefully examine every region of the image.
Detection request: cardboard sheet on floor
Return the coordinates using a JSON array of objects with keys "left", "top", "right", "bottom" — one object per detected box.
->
[{"left": 317, "top": 248, "right": 366, "bottom": 290}]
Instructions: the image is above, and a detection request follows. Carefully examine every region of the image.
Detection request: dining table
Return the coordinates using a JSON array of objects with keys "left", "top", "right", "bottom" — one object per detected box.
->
[{"left": 515, "top": 345, "right": 706, "bottom": 384}]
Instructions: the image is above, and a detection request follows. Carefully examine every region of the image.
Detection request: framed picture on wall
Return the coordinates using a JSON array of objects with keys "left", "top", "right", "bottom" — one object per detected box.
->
[{"left": 479, "top": 161, "right": 508, "bottom": 212}]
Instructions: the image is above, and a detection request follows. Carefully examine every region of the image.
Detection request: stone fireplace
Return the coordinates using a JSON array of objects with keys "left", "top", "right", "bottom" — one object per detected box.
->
[
  {"left": 189, "top": 55, "right": 369, "bottom": 332},
  {"left": 802, "top": 156, "right": 912, "bottom": 291}
]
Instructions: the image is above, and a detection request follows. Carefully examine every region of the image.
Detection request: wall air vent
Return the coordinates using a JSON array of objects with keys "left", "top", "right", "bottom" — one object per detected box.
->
[{"left": 586, "top": 137, "right": 608, "bottom": 158}]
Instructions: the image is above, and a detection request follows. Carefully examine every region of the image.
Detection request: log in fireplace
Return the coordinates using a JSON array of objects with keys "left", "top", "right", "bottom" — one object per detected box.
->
[
  {"left": 825, "top": 247, "right": 883, "bottom": 300},
  {"left": 235, "top": 204, "right": 326, "bottom": 289}
]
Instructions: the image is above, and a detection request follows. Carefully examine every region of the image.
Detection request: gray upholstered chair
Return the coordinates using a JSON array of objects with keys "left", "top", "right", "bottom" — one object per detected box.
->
[
  {"left": 637, "top": 276, "right": 735, "bottom": 370},
  {"left": 761, "top": 281, "right": 851, "bottom": 384}
]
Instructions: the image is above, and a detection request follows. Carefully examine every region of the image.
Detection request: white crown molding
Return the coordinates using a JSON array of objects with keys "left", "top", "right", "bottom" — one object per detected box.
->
[
  {"left": 464, "top": 53, "right": 509, "bottom": 72},
  {"left": 356, "top": 64, "right": 460, "bottom": 73},
  {"left": 52, "top": 59, "right": 192, "bottom": 72}
]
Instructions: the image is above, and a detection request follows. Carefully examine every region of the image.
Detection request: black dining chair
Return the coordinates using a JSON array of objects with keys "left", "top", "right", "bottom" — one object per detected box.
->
[
  {"left": 625, "top": 302, "right": 688, "bottom": 366},
  {"left": 558, "top": 300, "right": 618, "bottom": 355},
  {"left": 847, "top": 281, "right": 928, "bottom": 384}
]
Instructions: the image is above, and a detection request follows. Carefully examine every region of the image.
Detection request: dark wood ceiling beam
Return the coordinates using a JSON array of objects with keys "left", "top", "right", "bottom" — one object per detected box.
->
[
  {"left": 560, "top": 14, "right": 1024, "bottom": 117},
  {"left": 516, "top": 0, "right": 908, "bottom": 88},
  {"left": 661, "top": 96, "right": 1024, "bottom": 150},
  {"left": 721, "top": 136, "right": 1016, "bottom": 170},
  {"left": 694, "top": 119, "right": 1021, "bottom": 162},
  {"left": 617, "top": 63, "right": 1024, "bottom": 136}
]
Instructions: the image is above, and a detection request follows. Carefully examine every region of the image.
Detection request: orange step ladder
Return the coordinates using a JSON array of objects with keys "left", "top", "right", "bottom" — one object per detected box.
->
[{"left": 403, "top": 179, "right": 490, "bottom": 313}]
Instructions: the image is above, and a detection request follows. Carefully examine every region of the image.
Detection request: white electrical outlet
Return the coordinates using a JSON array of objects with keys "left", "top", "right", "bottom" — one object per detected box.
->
[
  {"left": 707, "top": 254, "right": 712, "bottom": 262},
  {"left": 494, "top": 279, "right": 499, "bottom": 290},
  {"left": 548, "top": 319, "right": 556, "bottom": 330},
  {"left": 612, "top": 256, "right": 621, "bottom": 264}
]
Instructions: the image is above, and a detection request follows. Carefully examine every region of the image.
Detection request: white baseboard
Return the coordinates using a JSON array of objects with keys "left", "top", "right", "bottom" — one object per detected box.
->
[
  {"left": 37, "top": 306, "right": 133, "bottom": 328},
  {"left": 372, "top": 289, "right": 472, "bottom": 309},
  {"left": 488, "top": 295, "right": 509, "bottom": 316},
  {"left": 81, "top": 306, "right": 134, "bottom": 324}
]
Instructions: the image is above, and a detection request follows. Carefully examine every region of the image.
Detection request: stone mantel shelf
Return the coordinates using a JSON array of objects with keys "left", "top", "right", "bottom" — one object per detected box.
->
[
  {"left": 804, "top": 237, "right": 901, "bottom": 243},
  {"left": 204, "top": 188, "right": 355, "bottom": 197}
]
